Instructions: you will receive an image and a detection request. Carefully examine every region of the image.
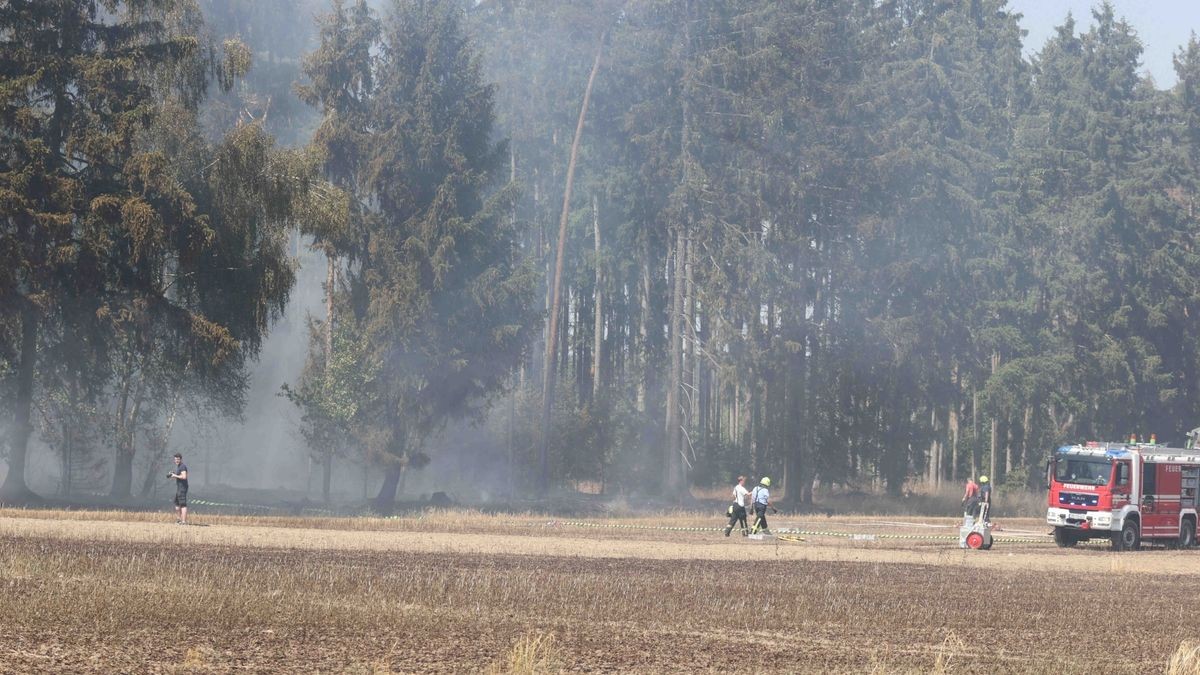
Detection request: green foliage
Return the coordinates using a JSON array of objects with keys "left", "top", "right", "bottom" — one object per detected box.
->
[
  {"left": 291, "top": 0, "right": 537, "bottom": 505},
  {"left": 10, "top": 0, "right": 1200, "bottom": 502},
  {"left": 466, "top": 0, "right": 1200, "bottom": 499},
  {"left": 282, "top": 315, "right": 378, "bottom": 459},
  {"left": 0, "top": 0, "right": 324, "bottom": 497}
]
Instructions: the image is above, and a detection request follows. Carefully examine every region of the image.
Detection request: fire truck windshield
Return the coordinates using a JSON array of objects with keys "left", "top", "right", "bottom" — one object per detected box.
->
[{"left": 1054, "top": 457, "right": 1112, "bottom": 486}]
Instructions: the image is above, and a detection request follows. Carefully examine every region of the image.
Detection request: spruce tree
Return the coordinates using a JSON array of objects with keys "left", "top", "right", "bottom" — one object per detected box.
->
[
  {"left": 0, "top": 1, "right": 314, "bottom": 498},
  {"left": 351, "top": 0, "right": 536, "bottom": 507}
]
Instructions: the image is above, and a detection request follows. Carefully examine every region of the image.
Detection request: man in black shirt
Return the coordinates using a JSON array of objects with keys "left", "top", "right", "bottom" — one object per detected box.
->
[
  {"left": 978, "top": 475, "right": 992, "bottom": 524},
  {"left": 168, "top": 453, "right": 189, "bottom": 525}
]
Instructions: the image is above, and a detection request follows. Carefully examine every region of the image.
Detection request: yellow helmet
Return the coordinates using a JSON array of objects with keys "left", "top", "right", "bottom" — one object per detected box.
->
[
  {"left": 760, "top": 477, "right": 771, "bottom": 487},
  {"left": 979, "top": 475, "right": 989, "bottom": 484}
]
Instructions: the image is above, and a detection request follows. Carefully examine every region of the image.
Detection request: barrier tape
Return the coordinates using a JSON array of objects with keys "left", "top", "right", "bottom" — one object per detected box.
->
[
  {"left": 547, "top": 520, "right": 1053, "bottom": 544},
  {"left": 189, "top": 498, "right": 272, "bottom": 511},
  {"left": 188, "top": 498, "right": 428, "bottom": 519},
  {"left": 182, "top": 499, "right": 1052, "bottom": 544},
  {"left": 188, "top": 498, "right": 339, "bottom": 516}
]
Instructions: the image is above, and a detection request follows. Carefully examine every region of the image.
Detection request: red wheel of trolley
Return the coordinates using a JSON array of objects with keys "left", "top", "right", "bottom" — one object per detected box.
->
[{"left": 966, "top": 532, "right": 986, "bottom": 549}]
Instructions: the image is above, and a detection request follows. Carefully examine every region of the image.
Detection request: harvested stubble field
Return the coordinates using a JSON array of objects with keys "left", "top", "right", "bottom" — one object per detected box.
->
[{"left": 2, "top": 507, "right": 1200, "bottom": 673}]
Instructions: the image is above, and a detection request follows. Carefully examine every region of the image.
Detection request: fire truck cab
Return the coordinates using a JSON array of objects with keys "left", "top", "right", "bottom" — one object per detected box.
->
[{"left": 1046, "top": 442, "right": 1200, "bottom": 550}]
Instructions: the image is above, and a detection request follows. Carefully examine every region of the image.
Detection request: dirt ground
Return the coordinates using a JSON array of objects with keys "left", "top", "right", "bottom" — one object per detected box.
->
[{"left": 2, "top": 509, "right": 1198, "bottom": 673}]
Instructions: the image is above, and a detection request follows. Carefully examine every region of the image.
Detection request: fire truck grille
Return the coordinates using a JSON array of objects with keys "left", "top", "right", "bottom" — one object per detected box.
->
[{"left": 1058, "top": 492, "right": 1099, "bottom": 507}]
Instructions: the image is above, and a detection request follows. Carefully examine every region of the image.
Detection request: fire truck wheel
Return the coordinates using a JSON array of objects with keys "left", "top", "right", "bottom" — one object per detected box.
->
[
  {"left": 1112, "top": 520, "right": 1140, "bottom": 552},
  {"left": 1053, "top": 527, "right": 1078, "bottom": 548},
  {"left": 1179, "top": 518, "right": 1196, "bottom": 549}
]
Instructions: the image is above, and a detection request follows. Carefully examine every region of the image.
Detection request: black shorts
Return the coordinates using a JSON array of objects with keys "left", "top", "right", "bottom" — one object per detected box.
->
[{"left": 174, "top": 489, "right": 188, "bottom": 507}]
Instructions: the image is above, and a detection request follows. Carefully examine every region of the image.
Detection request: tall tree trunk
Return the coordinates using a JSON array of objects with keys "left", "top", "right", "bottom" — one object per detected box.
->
[
  {"left": 574, "top": 286, "right": 586, "bottom": 400},
  {"left": 1005, "top": 420, "right": 1013, "bottom": 481},
  {"left": 110, "top": 392, "right": 142, "bottom": 499},
  {"left": 508, "top": 374, "right": 517, "bottom": 500},
  {"left": 1, "top": 304, "right": 38, "bottom": 500},
  {"left": 1021, "top": 404, "right": 1032, "bottom": 472},
  {"left": 971, "top": 386, "right": 979, "bottom": 478},
  {"left": 323, "top": 250, "right": 336, "bottom": 502},
  {"left": 374, "top": 464, "right": 403, "bottom": 512},
  {"left": 57, "top": 374, "right": 83, "bottom": 496},
  {"left": 989, "top": 352, "right": 999, "bottom": 480},
  {"left": 734, "top": 380, "right": 741, "bottom": 450},
  {"left": 541, "top": 31, "right": 606, "bottom": 488},
  {"left": 636, "top": 241, "right": 650, "bottom": 413},
  {"left": 928, "top": 407, "right": 937, "bottom": 487},
  {"left": 61, "top": 423, "right": 73, "bottom": 497},
  {"left": 950, "top": 403, "right": 960, "bottom": 484},
  {"left": 592, "top": 194, "right": 603, "bottom": 402},
  {"left": 950, "top": 364, "right": 960, "bottom": 483},
  {"left": 111, "top": 450, "right": 134, "bottom": 499},
  {"left": 139, "top": 391, "right": 183, "bottom": 497},
  {"left": 681, "top": 235, "right": 695, "bottom": 467},
  {"left": 664, "top": 227, "right": 686, "bottom": 493}
]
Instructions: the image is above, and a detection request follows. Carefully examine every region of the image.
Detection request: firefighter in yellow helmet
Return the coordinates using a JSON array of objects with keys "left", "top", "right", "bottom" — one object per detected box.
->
[
  {"left": 978, "top": 475, "right": 993, "bottom": 523},
  {"left": 750, "top": 477, "right": 777, "bottom": 534}
]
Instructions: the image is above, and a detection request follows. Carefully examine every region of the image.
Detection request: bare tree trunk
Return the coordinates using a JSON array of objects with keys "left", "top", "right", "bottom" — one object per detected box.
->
[
  {"left": 592, "top": 194, "right": 603, "bottom": 402},
  {"left": 684, "top": 234, "right": 697, "bottom": 439},
  {"left": 1, "top": 304, "right": 38, "bottom": 500},
  {"left": 990, "top": 351, "right": 999, "bottom": 481},
  {"left": 950, "top": 364, "right": 960, "bottom": 483},
  {"left": 950, "top": 403, "right": 960, "bottom": 484},
  {"left": 323, "top": 250, "right": 336, "bottom": 502},
  {"left": 67, "top": 376, "right": 82, "bottom": 496},
  {"left": 541, "top": 31, "right": 606, "bottom": 488},
  {"left": 1005, "top": 420, "right": 1013, "bottom": 480},
  {"left": 665, "top": 227, "right": 686, "bottom": 492},
  {"left": 139, "top": 392, "right": 183, "bottom": 497},
  {"left": 681, "top": 236, "right": 693, "bottom": 467},
  {"left": 636, "top": 242, "right": 650, "bottom": 413},
  {"left": 1021, "top": 404, "right": 1032, "bottom": 470},
  {"left": 111, "top": 391, "right": 143, "bottom": 499},
  {"left": 508, "top": 376, "right": 517, "bottom": 501},
  {"left": 374, "top": 464, "right": 403, "bottom": 513},
  {"left": 61, "top": 424, "right": 72, "bottom": 497},
  {"left": 510, "top": 148, "right": 521, "bottom": 500},
  {"left": 971, "top": 386, "right": 979, "bottom": 479},
  {"left": 111, "top": 347, "right": 147, "bottom": 499},
  {"left": 928, "top": 407, "right": 937, "bottom": 487},
  {"left": 734, "top": 380, "right": 741, "bottom": 448}
]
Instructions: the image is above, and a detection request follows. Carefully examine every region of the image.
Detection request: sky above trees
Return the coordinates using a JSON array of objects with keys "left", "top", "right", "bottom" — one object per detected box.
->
[{"left": 1011, "top": 0, "right": 1200, "bottom": 86}]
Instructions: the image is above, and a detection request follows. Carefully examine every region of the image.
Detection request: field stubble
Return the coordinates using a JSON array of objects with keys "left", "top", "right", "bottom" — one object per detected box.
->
[{"left": 2, "top": 508, "right": 1199, "bottom": 673}]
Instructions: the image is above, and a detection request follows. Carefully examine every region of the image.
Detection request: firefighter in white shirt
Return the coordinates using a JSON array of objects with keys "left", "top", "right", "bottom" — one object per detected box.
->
[
  {"left": 751, "top": 477, "right": 775, "bottom": 534},
  {"left": 724, "top": 475, "right": 751, "bottom": 537}
]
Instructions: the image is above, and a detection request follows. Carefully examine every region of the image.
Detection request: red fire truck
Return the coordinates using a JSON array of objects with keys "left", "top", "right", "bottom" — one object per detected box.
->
[{"left": 1046, "top": 440, "right": 1200, "bottom": 550}]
